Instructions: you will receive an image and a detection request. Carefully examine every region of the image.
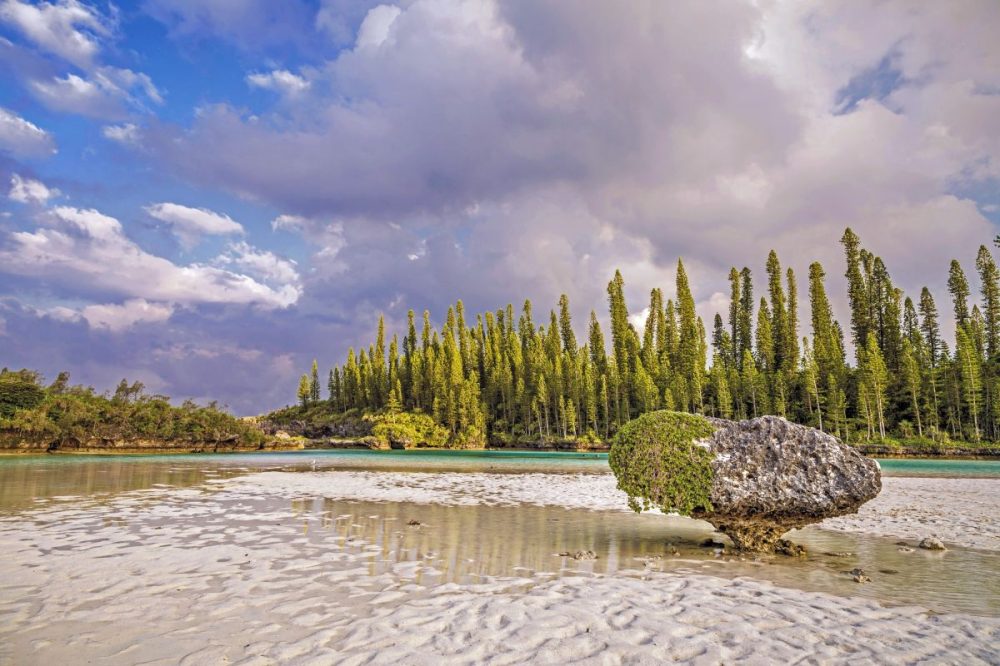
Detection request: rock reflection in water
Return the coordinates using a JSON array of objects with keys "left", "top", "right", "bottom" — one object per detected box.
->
[{"left": 280, "top": 495, "right": 999, "bottom": 616}]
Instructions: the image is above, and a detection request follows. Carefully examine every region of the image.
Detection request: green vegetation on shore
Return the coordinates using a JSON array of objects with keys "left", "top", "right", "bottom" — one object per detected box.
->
[
  {"left": 0, "top": 369, "right": 264, "bottom": 451},
  {"left": 288, "top": 229, "right": 1000, "bottom": 452}
]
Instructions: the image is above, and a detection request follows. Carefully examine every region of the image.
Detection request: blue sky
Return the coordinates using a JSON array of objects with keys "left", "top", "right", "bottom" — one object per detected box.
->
[{"left": 1, "top": 1, "right": 999, "bottom": 414}]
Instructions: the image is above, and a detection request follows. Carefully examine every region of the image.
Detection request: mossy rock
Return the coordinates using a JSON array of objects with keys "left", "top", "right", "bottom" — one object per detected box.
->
[{"left": 608, "top": 410, "right": 716, "bottom": 516}]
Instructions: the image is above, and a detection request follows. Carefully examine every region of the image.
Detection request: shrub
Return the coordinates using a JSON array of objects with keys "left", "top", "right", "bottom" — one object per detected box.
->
[
  {"left": 608, "top": 410, "right": 717, "bottom": 516},
  {"left": 368, "top": 411, "right": 449, "bottom": 448}
]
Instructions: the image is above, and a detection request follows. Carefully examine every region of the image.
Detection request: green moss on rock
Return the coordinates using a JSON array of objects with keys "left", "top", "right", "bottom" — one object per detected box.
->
[{"left": 608, "top": 410, "right": 717, "bottom": 516}]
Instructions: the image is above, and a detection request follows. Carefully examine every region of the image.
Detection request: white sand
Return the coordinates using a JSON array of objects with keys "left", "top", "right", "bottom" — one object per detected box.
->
[
  {"left": 1, "top": 471, "right": 997, "bottom": 664},
  {"left": 223, "top": 470, "right": 1000, "bottom": 551},
  {"left": 821, "top": 476, "right": 1000, "bottom": 551}
]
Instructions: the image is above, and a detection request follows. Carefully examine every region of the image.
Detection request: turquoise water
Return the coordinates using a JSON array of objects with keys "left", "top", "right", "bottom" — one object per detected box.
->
[
  {"left": 1, "top": 449, "right": 996, "bottom": 511},
  {"left": 875, "top": 457, "right": 1000, "bottom": 477},
  {"left": 2, "top": 448, "right": 998, "bottom": 476}
]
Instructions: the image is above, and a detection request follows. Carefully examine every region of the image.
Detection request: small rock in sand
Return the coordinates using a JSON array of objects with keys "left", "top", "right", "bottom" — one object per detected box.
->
[
  {"left": 849, "top": 568, "right": 871, "bottom": 583},
  {"left": 918, "top": 537, "right": 947, "bottom": 551},
  {"left": 897, "top": 546, "right": 914, "bottom": 553},
  {"left": 555, "top": 550, "right": 598, "bottom": 560}
]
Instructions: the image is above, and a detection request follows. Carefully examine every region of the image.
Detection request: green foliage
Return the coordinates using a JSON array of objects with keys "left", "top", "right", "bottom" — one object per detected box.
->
[
  {"left": 0, "top": 370, "right": 263, "bottom": 447},
  {"left": 291, "top": 231, "right": 1000, "bottom": 450},
  {"left": 0, "top": 370, "right": 46, "bottom": 419},
  {"left": 368, "top": 411, "right": 449, "bottom": 449},
  {"left": 608, "top": 411, "right": 716, "bottom": 516}
]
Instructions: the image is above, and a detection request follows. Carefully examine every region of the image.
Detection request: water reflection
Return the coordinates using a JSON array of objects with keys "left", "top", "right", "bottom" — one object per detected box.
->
[{"left": 280, "top": 495, "right": 999, "bottom": 616}]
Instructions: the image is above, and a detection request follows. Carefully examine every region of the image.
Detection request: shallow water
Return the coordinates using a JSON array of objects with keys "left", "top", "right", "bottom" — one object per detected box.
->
[
  {"left": 0, "top": 451, "right": 997, "bottom": 617},
  {"left": 0, "top": 447, "right": 996, "bottom": 503}
]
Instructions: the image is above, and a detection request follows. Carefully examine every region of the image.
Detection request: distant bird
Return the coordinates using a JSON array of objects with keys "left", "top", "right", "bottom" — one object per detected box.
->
[{"left": 310, "top": 459, "right": 318, "bottom": 471}]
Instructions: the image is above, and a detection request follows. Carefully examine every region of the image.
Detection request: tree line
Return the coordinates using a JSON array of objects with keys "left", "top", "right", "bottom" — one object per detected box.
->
[
  {"left": 294, "top": 229, "right": 1000, "bottom": 447},
  {"left": 0, "top": 369, "right": 263, "bottom": 447}
]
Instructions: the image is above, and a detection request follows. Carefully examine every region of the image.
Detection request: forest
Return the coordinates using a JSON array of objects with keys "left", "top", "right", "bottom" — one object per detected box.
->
[
  {"left": 291, "top": 228, "right": 1000, "bottom": 451},
  {"left": 0, "top": 369, "right": 264, "bottom": 449}
]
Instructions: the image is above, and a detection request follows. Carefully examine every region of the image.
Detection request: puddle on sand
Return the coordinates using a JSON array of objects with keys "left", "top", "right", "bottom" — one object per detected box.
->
[{"left": 267, "top": 494, "right": 999, "bottom": 616}]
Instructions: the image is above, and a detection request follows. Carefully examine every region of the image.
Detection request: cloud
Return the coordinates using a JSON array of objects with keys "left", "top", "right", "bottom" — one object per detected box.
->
[
  {"left": 354, "top": 4, "right": 401, "bottom": 49},
  {"left": 271, "top": 213, "right": 309, "bottom": 231},
  {"left": 101, "top": 122, "right": 139, "bottom": 144},
  {"left": 0, "top": 205, "right": 299, "bottom": 308},
  {"left": 143, "top": 0, "right": 316, "bottom": 50},
  {"left": 246, "top": 69, "right": 310, "bottom": 95},
  {"left": 4, "top": 0, "right": 1000, "bottom": 413},
  {"left": 8, "top": 173, "right": 58, "bottom": 203},
  {"left": 30, "top": 67, "right": 162, "bottom": 119},
  {"left": 144, "top": 201, "right": 244, "bottom": 248},
  {"left": 80, "top": 299, "right": 174, "bottom": 332},
  {"left": 0, "top": 0, "right": 113, "bottom": 68},
  {"left": 41, "top": 298, "right": 176, "bottom": 332},
  {"left": 0, "top": 106, "right": 55, "bottom": 157},
  {"left": 315, "top": 0, "right": 384, "bottom": 45},
  {"left": 215, "top": 241, "right": 300, "bottom": 286}
]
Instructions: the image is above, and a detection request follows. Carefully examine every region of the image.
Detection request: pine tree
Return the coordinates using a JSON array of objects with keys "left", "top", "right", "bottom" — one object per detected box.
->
[
  {"left": 766, "top": 250, "right": 789, "bottom": 372},
  {"left": 709, "top": 353, "right": 732, "bottom": 418},
  {"left": 801, "top": 337, "right": 822, "bottom": 430},
  {"left": 858, "top": 332, "right": 888, "bottom": 440},
  {"left": 919, "top": 288, "right": 941, "bottom": 371},
  {"left": 607, "top": 271, "right": 632, "bottom": 417},
  {"left": 956, "top": 326, "right": 982, "bottom": 442},
  {"left": 948, "top": 260, "right": 971, "bottom": 328},
  {"left": 372, "top": 316, "right": 387, "bottom": 406},
  {"left": 738, "top": 267, "right": 754, "bottom": 369},
  {"left": 309, "top": 360, "right": 320, "bottom": 403},
  {"left": 786, "top": 266, "right": 800, "bottom": 372},
  {"left": 976, "top": 246, "right": 1000, "bottom": 358},
  {"left": 676, "top": 259, "right": 700, "bottom": 411},
  {"left": 297, "top": 374, "right": 311, "bottom": 408},
  {"left": 900, "top": 338, "right": 923, "bottom": 438},
  {"left": 558, "top": 294, "right": 578, "bottom": 358},
  {"left": 841, "top": 227, "right": 870, "bottom": 348},
  {"left": 728, "top": 267, "right": 741, "bottom": 368}
]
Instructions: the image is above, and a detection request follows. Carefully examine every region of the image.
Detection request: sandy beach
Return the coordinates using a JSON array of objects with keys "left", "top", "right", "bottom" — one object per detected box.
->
[{"left": 1, "top": 469, "right": 998, "bottom": 664}]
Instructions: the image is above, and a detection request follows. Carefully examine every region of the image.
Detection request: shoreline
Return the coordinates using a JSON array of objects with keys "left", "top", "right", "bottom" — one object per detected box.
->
[{"left": 3, "top": 440, "right": 1000, "bottom": 460}]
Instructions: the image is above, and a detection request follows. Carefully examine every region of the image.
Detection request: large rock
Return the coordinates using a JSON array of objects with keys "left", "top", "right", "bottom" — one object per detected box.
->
[{"left": 695, "top": 416, "right": 881, "bottom": 551}]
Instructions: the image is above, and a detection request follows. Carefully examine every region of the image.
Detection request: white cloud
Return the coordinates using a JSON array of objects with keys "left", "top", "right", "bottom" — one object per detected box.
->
[
  {"left": 355, "top": 4, "right": 401, "bottom": 49},
  {"left": 30, "top": 67, "right": 162, "bottom": 119},
  {"left": 215, "top": 241, "right": 300, "bottom": 285},
  {"left": 80, "top": 299, "right": 174, "bottom": 332},
  {"left": 101, "top": 122, "right": 139, "bottom": 144},
  {"left": 246, "top": 69, "right": 310, "bottom": 95},
  {"left": 271, "top": 213, "right": 308, "bottom": 231},
  {"left": 145, "top": 202, "right": 244, "bottom": 248},
  {"left": 9, "top": 173, "right": 58, "bottom": 204},
  {"left": 0, "top": 206, "right": 299, "bottom": 308},
  {"left": 0, "top": 106, "right": 55, "bottom": 157},
  {"left": 0, "top": 0, "right": 112, "bottom": 68}
]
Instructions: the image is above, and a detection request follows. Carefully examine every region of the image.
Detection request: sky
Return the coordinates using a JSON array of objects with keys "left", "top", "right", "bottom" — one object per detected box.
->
[{"left": 0, "top": 0, "right": 998, "bottom": 415}]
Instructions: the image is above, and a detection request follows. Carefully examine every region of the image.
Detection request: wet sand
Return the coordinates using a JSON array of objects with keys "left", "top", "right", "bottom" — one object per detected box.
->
[{"left": 0, "top": 469, "right": 997, "bottom": 664}]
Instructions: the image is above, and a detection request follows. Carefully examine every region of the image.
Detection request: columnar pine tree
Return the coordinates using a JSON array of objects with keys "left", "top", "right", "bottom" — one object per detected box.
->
[
  {"left": 294, "top": 230, "right": 1000, "bottom": 448},
  {"left": 976, "top": 246, "right": 1000, "bottom": 358}
]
